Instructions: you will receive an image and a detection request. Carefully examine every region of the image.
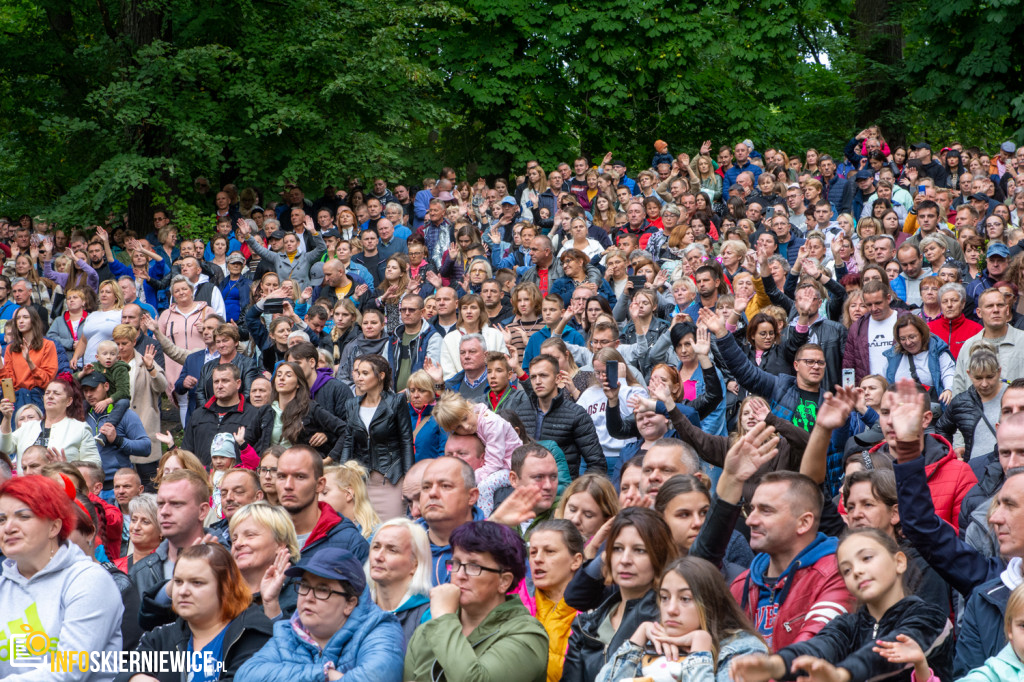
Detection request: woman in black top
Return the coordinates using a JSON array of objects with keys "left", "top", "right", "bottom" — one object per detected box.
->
[{"left": 339, "top": 354, "right": 413, "bottom": 521}]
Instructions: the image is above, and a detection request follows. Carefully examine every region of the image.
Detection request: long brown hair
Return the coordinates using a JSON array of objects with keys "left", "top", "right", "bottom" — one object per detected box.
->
[
  {"left": 6, "top": 306, "right": 45, "bottom": 352},
  {"left": 603, "top": 507, "right": 677, "bottom": 587},
  {"left": 661, "top": 557, "right": 765, "bottom": 665},
  {"left": 272, "top": 361, "right": 311, "bottom": 445}
]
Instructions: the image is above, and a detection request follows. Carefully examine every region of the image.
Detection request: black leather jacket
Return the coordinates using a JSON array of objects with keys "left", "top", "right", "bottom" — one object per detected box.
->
[
  {"left": 339, "top": 390, "right": 414, "bottom": 483},
  {"left": 562, "top": 588, "right": 659, "bottom": 682}
]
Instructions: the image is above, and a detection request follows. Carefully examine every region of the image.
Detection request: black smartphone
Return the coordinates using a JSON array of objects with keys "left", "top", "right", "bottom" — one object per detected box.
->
[
  {"left": 628, "top": 276, "right": 647, "bottom": 288},
  {"left": 264, "top": 298, "right": 285, "bottom": 314},
  {"left": 605, "top": 361, "right": 619, "bottom": 388}
]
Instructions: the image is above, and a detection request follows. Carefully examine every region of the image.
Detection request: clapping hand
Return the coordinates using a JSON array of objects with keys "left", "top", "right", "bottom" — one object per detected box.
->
[
  {"left": 697, "top": 307, "right": 726, "bottom": 338},
  {"left": 722, "top": 422, "right": 779, "bottom": 483},
  {"left": 260, "top": 547, "right": 292, "bottom": 607},
  {"left": 154, "top": 431, "right": 175, "bottom": 447},
  {"left": 490, "top": 486, "right": 543, "bottom": 528}
]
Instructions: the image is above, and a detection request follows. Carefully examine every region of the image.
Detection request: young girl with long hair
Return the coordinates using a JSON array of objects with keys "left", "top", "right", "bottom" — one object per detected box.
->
[
  {"left": 598, "top": 556, "right": 767, "bottom": 682},
  {"left": 731, "top": 528, "right": 953, "bottom": 682}
]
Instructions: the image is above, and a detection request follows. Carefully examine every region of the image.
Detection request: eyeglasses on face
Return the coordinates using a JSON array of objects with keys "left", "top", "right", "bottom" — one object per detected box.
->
[
  {"left": 797, "top": 358, "right": 826, "bottom": 367},
  {"left": 445, "top": 559, "right": 506, "bottom": 577},
  {"left": 257, "top": 467, "right": 278, "bottom": 475},
  {"left": 399, "top": 307, "right": 421, "bottom": 314},
  {"left": 297, "top": 581, "right": 350, "bottom": 600}
]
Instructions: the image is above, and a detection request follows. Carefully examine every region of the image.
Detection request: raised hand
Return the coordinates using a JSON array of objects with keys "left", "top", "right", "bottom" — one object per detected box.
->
[
  {"left": 691, "top": 325, "right": 712, "bottom": 357},
  {"left": 886, "top": 378, "right": 927, "bottom": 443},
  {"left": 95, "top": 226, "right": 109, "bottom": 243},
  {"left": 425, "top": 270, "right": 442, "bottom": 289},
  {"left": 143, "top": 342, "right": 158, "bottom": 369},
  {"left": 233, "top": 426, "right": 246, "bottom": 445},
  {"left": 697, "top": 307, "right": 726, "bottom": 338},
  {"left": 141, "top": 313, "right": 159, "bottom": 333},
  {"left": 700, "top": 140, "right": 712, "bottom": 156},
  {"left": 260, "top": 547, "right": 291, "bottom": 607},
  {"left": 723, "top": 422, "right": 779, "bottom": 483},
  {"left": 354, "top": 283, "right": 369, "bottom": 299},
  {"left": 47, "top": 447, "right": 67, "bottom": 463},
  {"left": 627, "top": 393, "right": 658, "bottom": 414},
  {"left": 236, "top": 218, "right": 249, "bottom": 238},
  {"left": 300, "top": 286, "right": 313, "bottom": 302},
  {"left": 490, "top": 486, "right": 542, "bottom": 528},
  {"left": 747, "top": 396, "right": 770, "bottom": 423},
  {"left": 154, "top": 431, "right": 175, "bottom": 447},
  {"left": 815, "top": 387, "right": 859, "bottom": 431},
  {"left": 422, "top": 357, "right": 443, "bottom": 384}
]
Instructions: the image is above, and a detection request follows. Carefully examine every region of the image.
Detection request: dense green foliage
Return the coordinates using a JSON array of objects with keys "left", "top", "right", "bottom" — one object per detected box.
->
[{"left": 0, "top": 0, "right": 1019, "bottom": 226}]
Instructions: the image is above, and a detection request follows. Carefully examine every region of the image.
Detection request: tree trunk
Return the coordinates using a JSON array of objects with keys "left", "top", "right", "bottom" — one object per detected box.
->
[{"left": 852, "top": 0, "right": 907, "bottom": 145}]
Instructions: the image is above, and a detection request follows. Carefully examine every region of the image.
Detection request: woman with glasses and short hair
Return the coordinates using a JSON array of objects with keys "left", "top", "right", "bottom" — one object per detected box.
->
[
  {"left": 238, "top": 547, "right": 404, "bottom": 682},
  {"left": 405, "top": 521, "right": 550, "bottom": 682}
]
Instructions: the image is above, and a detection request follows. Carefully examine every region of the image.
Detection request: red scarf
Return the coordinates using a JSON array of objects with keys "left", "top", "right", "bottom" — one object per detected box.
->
[{"left": 65, "top": 310, "right": 88, "bottom": 342}]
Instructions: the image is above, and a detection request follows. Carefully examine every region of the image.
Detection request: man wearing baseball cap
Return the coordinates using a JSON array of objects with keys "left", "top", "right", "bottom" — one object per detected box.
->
[
  {"left": 966, "top": 242, "right": 1011, "bottom": 306},
  {"left": 910, "top": 142, "right": 949, "bottom": 185},
  {"left": 237, "top": 547, "right": 405, "bottom": 680}
]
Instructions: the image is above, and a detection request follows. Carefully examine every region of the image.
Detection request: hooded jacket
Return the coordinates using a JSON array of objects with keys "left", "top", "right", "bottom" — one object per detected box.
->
[
  {"left": 405, "top": 598, "right": 549, "bottom": 682},
  {"left": 776, "top": 596, "right": 954, "bottom": 682},
  {"left": 0, "top": 543, "right": 123, "bottom": 681},
  {"left": 237, "top": 587, "right": 404, "bottom": 682},
  {"left": 385, "top": 322, "right": 441, "bottom": 390},
  {"left": 409, "top": 402, "right": 448, "bottom": 461},
  {"left": 308, "top": 368, "right": 353, "bottom": 418},
  {"left": 958, "top": 641, "right": 1024, "bottom": 681},
  {"left": 935, "top": 386, "right": 997, "bottom": 463},
  {"left": 336, "top": 334, "right": 388, "bottom": 389},
  {"left": 389, "top": 593, "right": 431, "bottom": 647},
  {"left": 731, "top": 532, "right": 853, "bottom": 651},
  {"left": 870, "top": 433, "right": 977, "bottom": 532}
]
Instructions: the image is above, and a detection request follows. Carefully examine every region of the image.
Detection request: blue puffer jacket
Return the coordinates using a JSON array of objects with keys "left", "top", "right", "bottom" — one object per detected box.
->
[{"left": 236, "top": 585, "right": 405, "bottom": 682}]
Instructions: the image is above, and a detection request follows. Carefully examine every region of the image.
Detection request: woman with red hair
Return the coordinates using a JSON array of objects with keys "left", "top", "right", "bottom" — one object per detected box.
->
[
  {"left": 0, "top": 475, "right": 125, "bottom": 679},
  {"left": 118, "top": 543, "right": 273, "bottom": 682}
]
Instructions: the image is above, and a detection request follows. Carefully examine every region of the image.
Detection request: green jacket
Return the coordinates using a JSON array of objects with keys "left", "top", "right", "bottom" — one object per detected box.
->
[{"left": 404, "top": 598, "right": 549, "bottom": 682}]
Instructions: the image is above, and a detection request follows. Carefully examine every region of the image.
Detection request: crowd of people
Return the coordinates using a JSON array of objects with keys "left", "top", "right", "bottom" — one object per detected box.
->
[{"left": 1, "top": 130, "right": 1024, "bottom": 681}]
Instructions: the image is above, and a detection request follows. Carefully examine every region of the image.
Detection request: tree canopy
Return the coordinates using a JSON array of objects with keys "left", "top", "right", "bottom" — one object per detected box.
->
[{"left": 0, "top": 0, "right": 1019, "bottom": 227}]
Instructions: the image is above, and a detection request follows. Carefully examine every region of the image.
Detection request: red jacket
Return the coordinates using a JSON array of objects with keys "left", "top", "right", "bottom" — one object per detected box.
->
[
  {"left": 929, "top": 314, "right": 982, "bottom": 360},
  {"left": 870, "top": 433, "right": 976, "bottom": 533},
  {"left": 730, "top": 534, "right": 854, "bottom": 651},
  {"left": 88, "top": 492, "right": 123, "bottom": 559}
]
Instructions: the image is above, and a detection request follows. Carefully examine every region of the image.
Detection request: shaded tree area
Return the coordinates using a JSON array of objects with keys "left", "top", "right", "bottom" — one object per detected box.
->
[{"left": 0, "top": 0, "right": 1018, "bottom": 224}]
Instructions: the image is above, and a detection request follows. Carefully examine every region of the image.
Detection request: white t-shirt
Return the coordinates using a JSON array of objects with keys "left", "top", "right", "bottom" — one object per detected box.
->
[
  {"left": 867, "top": 311, "right": 898, "bottom": 375},
  {"left": 575, "top": 381, "right": 646, "bottom": 460}
]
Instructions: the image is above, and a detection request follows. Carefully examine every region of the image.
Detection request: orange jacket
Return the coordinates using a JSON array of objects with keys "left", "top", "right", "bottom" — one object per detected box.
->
[{"left": 0, "top": 340, "right": 58, "bottom": 390}]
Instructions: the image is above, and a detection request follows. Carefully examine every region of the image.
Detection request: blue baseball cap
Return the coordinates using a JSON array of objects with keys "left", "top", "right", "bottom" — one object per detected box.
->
[
  {"left": 284, "top": 548, "right": 366, "bottom": 595},
  {"left": 987, "top": 243, "right": 1010, "bottom": 259},
  {"left": 500, "top": 196, "right": 517, "bottom": 206}
]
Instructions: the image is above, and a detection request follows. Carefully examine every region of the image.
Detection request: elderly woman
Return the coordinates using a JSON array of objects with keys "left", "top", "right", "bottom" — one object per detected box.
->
[
  {"left": 366, "top": 518, "right": 434, "bottom": 645},
  {"left": 404, "top": 521, "right": 549, "bottom": 682},
  {"left": 73, "top": 278, "right": 125, "bottom": 367},
  {"left": 883, "top": 314, "right": 955, "bottom": 405},
  {"left": 928, "top": 282, "right": 982, "bottom": 360},
  {"left": 158, "top": 274, "right": 211, "bottom": 410},
  {"left": 111, "top": 323, "right": 167, "bottom": 482},
  {"left": 115, "top": 543, "right": 274, "bottom": 682},
  {"left": 0, "top": 377, "right": 99, "bottom": 469},
  {"left": 237, "top": 547, "right": 405, "bottom": 682},
  {"left": 229, "top": 501, "right": 301, "bottom": 619},
  {"left": 0, "top": 476, "right": 124, "bottom": 680},
  {"left": 113, "top": 492, "right": 161, "bottom": 573}
]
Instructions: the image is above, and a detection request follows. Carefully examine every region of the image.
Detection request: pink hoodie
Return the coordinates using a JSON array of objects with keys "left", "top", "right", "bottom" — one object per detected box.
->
[{"left": 473, "top": 403, "right": 523, "bottom": 481}]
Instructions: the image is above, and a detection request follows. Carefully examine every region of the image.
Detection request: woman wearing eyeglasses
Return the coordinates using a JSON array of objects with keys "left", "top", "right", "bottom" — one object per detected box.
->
[
  {"left": 238, "top": 547, "right": 405, "bottom": 682},
  {"left": 405, "top": 521, "right": 549, "bottom": 682}
]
